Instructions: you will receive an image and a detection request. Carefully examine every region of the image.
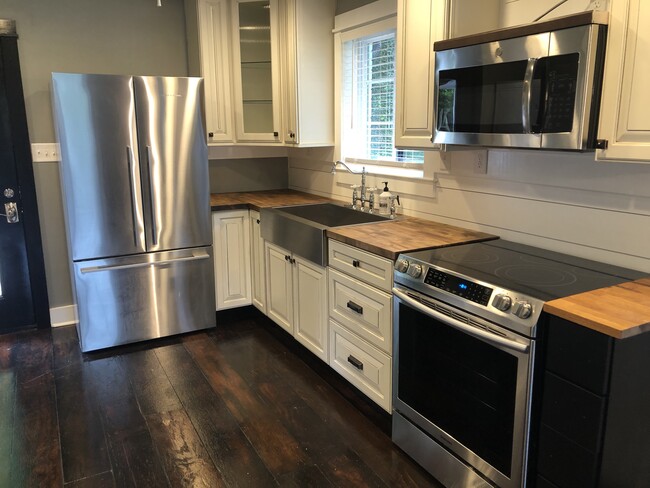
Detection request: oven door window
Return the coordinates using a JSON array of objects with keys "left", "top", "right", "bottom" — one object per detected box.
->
[
  {"left": 396, "top": 302, "right": 519, "bottom": 477},
  {"left": 437, "top": 60, "right": 543, "bottom": 134}
]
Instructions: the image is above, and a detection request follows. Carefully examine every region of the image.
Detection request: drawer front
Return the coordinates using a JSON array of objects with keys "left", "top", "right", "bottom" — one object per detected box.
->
[
  {"left": 536, "top": 424, "right": 599, "bottom": 488},
  {"left": 540, "top": 372, "right": 607, "bottom": 453},
  {"left": 545, "top": 316, "right": 613, "bottom": 395},
  {"left": 328, "top": 268, "right": 392, "bottom": 354},
  {"left": 329, "top": 320, "right": 392, "bottom": 412},
  {"left": 328, "top": 239, "right": 393, "bottom": 292}
]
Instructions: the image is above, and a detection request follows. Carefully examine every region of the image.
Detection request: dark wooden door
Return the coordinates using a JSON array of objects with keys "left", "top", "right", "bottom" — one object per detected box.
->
[{"left": 0, "top": 22, "right": 49, "bottom": 332}]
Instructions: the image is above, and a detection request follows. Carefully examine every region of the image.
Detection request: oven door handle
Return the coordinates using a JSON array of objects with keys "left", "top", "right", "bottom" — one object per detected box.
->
[{"left": 393, "top": 288, "right": 529, "bottom": 353}]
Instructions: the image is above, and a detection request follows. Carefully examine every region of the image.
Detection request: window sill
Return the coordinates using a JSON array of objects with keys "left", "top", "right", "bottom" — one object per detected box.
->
[{"left": 343, "top": 161, "right": 424, "bottom": 179}]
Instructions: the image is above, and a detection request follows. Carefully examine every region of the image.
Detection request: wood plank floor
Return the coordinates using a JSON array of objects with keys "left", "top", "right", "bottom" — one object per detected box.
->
[{"left": 0, "top": 309, "right": 442, "bottom": 487}]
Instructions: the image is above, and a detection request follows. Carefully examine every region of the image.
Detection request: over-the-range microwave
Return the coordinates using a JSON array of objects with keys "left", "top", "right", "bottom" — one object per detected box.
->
[{"left": 433, "top": 11, "right": 608, "bottom": 151}]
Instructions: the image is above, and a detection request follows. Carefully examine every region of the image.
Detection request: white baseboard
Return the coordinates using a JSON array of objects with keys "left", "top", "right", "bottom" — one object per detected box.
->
[{"left": 50, "top": 305, "right": 78, "bottom": 327}]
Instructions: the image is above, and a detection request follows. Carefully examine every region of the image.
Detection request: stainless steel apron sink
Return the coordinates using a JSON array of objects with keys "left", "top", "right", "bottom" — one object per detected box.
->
[{"left": 260, "top": 203, "right": 390, "bottom": 266}]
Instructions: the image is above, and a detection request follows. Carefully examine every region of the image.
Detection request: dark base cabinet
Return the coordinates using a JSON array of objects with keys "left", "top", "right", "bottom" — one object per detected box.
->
[{"left": 530, "top": 315, "right": 650, "bottom": 487}]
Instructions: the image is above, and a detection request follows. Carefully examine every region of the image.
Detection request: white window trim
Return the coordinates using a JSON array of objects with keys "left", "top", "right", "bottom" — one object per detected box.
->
[{"left": 334, "top": 0, "right": 425, "bottom": 180}]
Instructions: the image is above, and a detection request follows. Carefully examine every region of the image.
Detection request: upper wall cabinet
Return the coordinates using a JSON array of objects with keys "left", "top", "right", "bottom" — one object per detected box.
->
[
  {"left": 186, "top": 0, "right": 335, "bottom": 147},
  {"left": 596, "top": 0, "right": 650, "bottom": 163},
  {"left": 280, "top": 0, "right": 335, "bottom": 146},
  {"left": 231, "top": 0, "right": 283, "bottom": 143},
  {"left": 394, "top": 0, "right": 447, "bottom": 149},
  {"left": 185, "top": 0, "right": 235, "bottom": 143}
]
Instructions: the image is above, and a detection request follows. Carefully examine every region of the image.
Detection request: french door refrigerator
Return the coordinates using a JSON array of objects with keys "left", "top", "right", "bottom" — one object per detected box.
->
[{"left": 52, "top": 73, "right": 215, "bottom": 352}]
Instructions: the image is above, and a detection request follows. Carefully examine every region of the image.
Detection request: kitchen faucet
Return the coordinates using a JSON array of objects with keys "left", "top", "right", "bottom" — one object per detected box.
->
[{"left": 331, "top": 161, "right": 368, "bottom": 210}]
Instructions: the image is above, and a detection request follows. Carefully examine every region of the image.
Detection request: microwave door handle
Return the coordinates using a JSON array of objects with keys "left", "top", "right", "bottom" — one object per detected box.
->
[
  {"left": 522, "top": 58, "right": 538, "bottom": 134},
  {"left": 393, "top": 288, "right": 530, "bottom": 353}
]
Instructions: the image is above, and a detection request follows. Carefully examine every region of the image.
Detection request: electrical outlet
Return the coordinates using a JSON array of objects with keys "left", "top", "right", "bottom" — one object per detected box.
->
[
  {"left": 31, "top": 143, "right": 60, "bottom": 162},
  {"left": 473, "top": 152, "right": 488, "bottom": 174}
]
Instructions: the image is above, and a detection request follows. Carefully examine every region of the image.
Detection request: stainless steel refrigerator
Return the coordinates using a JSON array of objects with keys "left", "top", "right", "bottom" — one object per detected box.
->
[{"left": 52, "top": 73, "right": 215, "bottom": 352}]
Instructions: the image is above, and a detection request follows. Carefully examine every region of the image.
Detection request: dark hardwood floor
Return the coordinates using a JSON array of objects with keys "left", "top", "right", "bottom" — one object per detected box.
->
[{"left": 0, "top": 308, "right": 442, "bottom": 487}]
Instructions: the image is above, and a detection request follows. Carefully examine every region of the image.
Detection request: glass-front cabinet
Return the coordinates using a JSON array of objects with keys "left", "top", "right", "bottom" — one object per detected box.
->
[{"left": 231, "top": 0, "right": 282, "bottom": 143}]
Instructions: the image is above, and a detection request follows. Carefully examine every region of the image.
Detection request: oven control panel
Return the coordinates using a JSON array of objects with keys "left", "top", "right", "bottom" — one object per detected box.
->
[{"left": 424, "top": 268, "right": 493, "bottom": 306}]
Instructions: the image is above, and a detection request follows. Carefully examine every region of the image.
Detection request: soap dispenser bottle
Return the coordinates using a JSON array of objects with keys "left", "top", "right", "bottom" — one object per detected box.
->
[{"left": 378, "top": 181, "right": 392, "bottom": 216}]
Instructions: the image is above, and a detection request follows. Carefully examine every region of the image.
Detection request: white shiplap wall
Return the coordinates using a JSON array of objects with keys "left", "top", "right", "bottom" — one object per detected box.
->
[{"left": 288, "top": 147, "right": 650, "bottom": 272}]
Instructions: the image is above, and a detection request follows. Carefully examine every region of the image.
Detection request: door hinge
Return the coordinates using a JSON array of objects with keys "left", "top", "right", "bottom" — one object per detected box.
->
[{"left": 595, "top": 139, "right": 608, "bottom": 150}]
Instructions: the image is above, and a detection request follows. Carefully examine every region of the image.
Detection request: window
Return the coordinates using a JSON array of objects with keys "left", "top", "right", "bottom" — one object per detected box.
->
[{"left": 339, "top": 19, "right": 424, "bottom": 176}]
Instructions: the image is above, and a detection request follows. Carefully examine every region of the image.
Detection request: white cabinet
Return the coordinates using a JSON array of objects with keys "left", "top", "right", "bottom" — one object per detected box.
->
[
  {"left": 327, "top": 239, "right": 393, "bottom": 412},
  {"left": 185, "top": 0, "right": 235, "bottom": 143},
  {"left": 597, "top": 0, "right": 650, "bottom": 163},
  {"left": 265, "top": 242, "right": 328, "bottom": 361},
  {"left": 231, "top": 0, "right": 283, "bottom": 143},
  {"left": 279, "top": 0, "right": 335, "bottom": 146},
  {"left": 212, "top": 210, "right": 252, "bottom": 310},
  {"left": 395, "top": 0, "right": 447, "bottom": 149},
  {"left": 250, "top": 210, "right": 266, "bottom": 313}
]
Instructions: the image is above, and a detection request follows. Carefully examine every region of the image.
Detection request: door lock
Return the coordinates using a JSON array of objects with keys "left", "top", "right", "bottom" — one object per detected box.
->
[{"left": 1, "top": 202, "right": 19, "bottom": 223}]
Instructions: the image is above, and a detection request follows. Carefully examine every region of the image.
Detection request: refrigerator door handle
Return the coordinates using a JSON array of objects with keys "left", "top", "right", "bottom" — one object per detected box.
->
[
  {"left": 79, "top": 251, "right": 210, "bottom": 274},
  {"left": 146, "top": 145, "right": 158, "bottom": 245},
  {"left": 126, "top": 146, "right": 139, "bottom": 246}
]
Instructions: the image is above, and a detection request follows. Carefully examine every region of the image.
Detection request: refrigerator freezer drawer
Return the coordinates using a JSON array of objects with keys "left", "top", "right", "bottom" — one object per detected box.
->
[{"left": 73, "top": 247, "right": 216, "bottom": 352}]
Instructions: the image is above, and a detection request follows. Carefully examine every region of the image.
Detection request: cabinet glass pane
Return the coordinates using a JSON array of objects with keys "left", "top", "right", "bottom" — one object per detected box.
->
[{"left": 239, "top": 1, "right": 273, "bottom": 133}]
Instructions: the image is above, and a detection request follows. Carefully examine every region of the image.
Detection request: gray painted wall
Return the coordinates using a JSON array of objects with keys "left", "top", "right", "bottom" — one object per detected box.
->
[
  {"left": 336, "top": 0, "right": 377, "bottom": 15},
  {"left": 4, "top": 0, "right": 190, "bottom": 308}
]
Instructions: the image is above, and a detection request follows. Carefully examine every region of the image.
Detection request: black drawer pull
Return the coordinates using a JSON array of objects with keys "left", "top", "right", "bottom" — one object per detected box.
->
[
  {"left": 347, "top": 355, "right": 364, "bottom": 371},
  {"left": 347, "top": 301, "right": 363, "bottom": 315},
  {"left": 256, "top": 219, "right": 260, "bottom": 224},
  {"left": 352, "top": 259, "right": 361, "bottom": 268}
]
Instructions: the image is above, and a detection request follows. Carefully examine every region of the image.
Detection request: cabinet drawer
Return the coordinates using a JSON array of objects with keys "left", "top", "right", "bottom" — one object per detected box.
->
[
  {"left": 328, "top": 239, "right": 393, "bottom": 292},
  {"left": 329, "top": 268, "right": 392, "bottom": 354},
  {"left": 329, "top": 320, "right": 392, "bottom": 412},
  {"left": 536, "top": 424, "right": 599, "bottom": 488},
  {"left": 540, "top": 372, "right": 606, "bottom": 453},
  {"left": 545, "top": 316, "right": 613, "bottom": 395}
]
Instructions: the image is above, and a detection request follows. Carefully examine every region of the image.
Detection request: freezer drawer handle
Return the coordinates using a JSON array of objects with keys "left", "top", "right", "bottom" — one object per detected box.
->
[
  {"left": 80, "top": 252, "right": 210, "bottom": 274},
  {"left": 126, "top": 146, "right": 139, "bottom": 246},
  {"left": 146, "top": 146, "right": 158, "bottom": 245},
  {"left": 347, "top": 355, "right": 364, "bottom": 371},
  {"left": 346, "top": 301, "right": 363, "bottom": 315}
]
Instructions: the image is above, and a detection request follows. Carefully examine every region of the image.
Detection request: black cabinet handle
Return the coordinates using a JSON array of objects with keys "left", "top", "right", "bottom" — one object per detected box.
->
[
  {"left": 208, "top": 132, "right": 214, "bottom": 138},
  {"left": 256, "top": 219, "right": 260, "bottom": 224},
  {"left": 347, "top": 301, "right": 363, "bottom": 315},
  {"left": 352, "top": 259, "right": 361, "bottom": 268},
  {"left": 290, "top": 258, "right": 296, "bottom": 265},
  {"left": 285, "top": 255, "right": 290, "bottom": 261},
  {"left": 347, "top": 355, "right": 364, "bottom": 371}
]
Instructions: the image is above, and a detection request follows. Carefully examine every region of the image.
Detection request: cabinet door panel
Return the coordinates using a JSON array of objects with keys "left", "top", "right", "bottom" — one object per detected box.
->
[
  {"left": 597, "top": 0, "right": 650, "bottom": 162},
  {"left": 265, "top": 242, "right": 293, "bottom": 333},
  {"left": 293, "top": 257, "right": 328, "bottom": 361},
  {"left": 213, "top": 210, "right": 252, "bottom": 310},
  {"left": 250, "top": 210, "right": 266, "bottom": 313}
]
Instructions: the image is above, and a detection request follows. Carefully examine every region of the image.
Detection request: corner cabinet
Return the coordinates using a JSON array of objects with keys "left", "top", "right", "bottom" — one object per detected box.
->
[
  {"left": 395, "top": 0, "right": 447, "bottom": 149},
  {"left": 596, "top": 0, "right": 650, "bottom": 163},
  {"left": 185, "top": 0, "right": 235, "bottom": 143},
  {"left": 265, "top": 242, "right": 328, "bottom": 361},
  {"left": 212, "top": 210, "right": 252, "bottom": 310},
  {"left": 279, "top": 0, "right": 335, "bottom": 146}
]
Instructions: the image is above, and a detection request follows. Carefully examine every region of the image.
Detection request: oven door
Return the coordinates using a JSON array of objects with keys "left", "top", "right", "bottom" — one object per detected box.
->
[{"left": 392, "top": 286, "right": 534, "bottom": 488}]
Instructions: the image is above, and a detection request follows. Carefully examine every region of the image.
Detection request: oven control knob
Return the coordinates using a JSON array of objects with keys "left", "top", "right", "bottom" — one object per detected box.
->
[
  {"left": 512, "top": 301, "right": 533, "bottom": 319},
  {"left": 492, "top": 294, "right": 512, "bottom": 311},
  {"left": 394, "top": 258, "right": 410, "bottom": 274},
  {"left": 407, "top": 263, "right": 423, "bottom": 279}
]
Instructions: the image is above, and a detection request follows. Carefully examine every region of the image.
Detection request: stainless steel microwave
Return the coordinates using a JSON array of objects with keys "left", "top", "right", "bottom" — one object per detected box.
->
[{"left": 433, "top": 12, "right": 608, "bottom": 151}]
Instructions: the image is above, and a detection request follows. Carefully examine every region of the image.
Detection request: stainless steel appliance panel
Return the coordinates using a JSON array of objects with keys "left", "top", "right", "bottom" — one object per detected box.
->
[
  {"left": 52, "top": 73, "right": 146, "bottom": 261},
  {"left": 542, "top": 25, "right": 601, "bottom": 150},
  {"left": 133, "top": 76, "right": 211, "bottom": 252},
  {"left": 73, "top": 247, "right": 215, "bottom": 352}
]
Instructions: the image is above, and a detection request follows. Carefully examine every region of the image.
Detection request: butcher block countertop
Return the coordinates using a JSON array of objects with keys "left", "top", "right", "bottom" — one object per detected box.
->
[
  {"left": 210, "top": 189, "right": 330, "bottom": 211},
  {"left": 211, "top": 190, "right": 650, "bottom": 338},
  {"left": 544, "top": 278, "right": 650, "bottom": 339},
  {"left": 325, "top": 217, "right": 497, "bottom": 261}
]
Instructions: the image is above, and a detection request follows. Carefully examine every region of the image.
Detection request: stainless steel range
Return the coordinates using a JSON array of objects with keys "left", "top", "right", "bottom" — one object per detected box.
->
[{"left": 391, "top": 240, "right": 640, "bottom": 488}]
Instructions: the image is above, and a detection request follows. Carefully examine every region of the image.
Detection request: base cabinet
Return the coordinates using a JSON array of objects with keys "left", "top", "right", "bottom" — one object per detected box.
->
[
  {"left": 532, "top": 315, "right": 650, "bottom": 487},
  {"left": 250, "top": 210, "right": 266, "bottom": 313},
  {"left": 212, "top": 210, "right": 252, "bottom": 310},
  {"left": 265, "top": 241, "right": 328, "bottom": 361}
]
